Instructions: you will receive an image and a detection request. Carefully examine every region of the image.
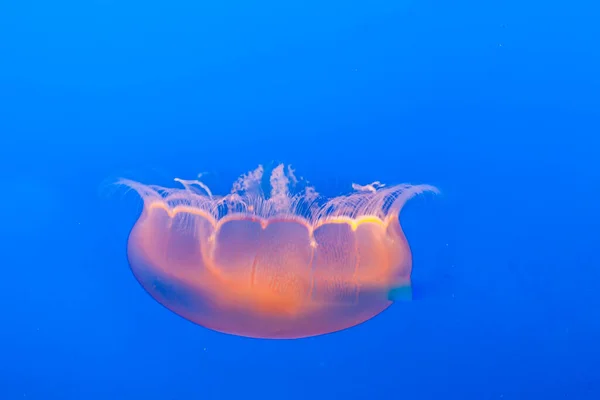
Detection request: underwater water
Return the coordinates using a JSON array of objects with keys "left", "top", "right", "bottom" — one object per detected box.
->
[{"left": 0, "top": 0, "right": 598, "bottom": 399}]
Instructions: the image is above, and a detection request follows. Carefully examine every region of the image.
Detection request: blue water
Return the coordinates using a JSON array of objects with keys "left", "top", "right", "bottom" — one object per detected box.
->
[{"left": 1, "top": 1, "right": 598, "bottom": 398}]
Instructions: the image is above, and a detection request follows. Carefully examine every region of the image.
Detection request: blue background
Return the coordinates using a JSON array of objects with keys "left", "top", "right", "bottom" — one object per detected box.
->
[{"left": 1, "top": 0, "right": 598, "bottom": 398}]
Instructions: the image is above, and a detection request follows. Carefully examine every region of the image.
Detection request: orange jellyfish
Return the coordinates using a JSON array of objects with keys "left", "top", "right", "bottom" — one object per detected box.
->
[{"left": 120, "top": 164, "right": 438, "bottom": 339}]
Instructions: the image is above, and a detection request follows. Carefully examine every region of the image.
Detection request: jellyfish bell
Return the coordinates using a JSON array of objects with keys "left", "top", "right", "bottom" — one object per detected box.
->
[{"left": 120, "top": 164, "right": 438, "bottom": 339}]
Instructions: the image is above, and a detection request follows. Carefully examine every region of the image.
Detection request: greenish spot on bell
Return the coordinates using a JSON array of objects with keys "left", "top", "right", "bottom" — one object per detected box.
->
[{"left": 388, "top": 285, "right": 412, "bottom": 301}]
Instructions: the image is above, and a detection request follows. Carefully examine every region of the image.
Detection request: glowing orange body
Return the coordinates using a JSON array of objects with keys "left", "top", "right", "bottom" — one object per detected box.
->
[{"left": 122, "top": 165, "right": 437, "bottom": 339}]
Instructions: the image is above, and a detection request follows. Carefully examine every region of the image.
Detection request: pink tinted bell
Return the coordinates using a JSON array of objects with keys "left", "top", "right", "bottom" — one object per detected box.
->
[{"left": 121, "top": 164, "right": 437, "bottom": 339}]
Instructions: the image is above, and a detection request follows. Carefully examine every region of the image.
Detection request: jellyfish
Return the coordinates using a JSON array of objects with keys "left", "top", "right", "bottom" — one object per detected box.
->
[{"left": 120, "top": 164, "right": 438, "bottom": 339}]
